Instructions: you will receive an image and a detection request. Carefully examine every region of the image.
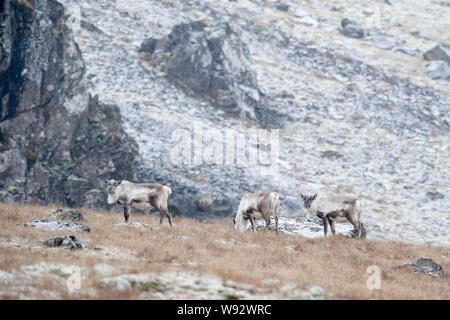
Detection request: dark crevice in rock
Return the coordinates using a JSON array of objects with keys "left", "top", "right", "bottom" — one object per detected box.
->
[{"left": 0, "top": 1, "right": 29, "bottom": 121}]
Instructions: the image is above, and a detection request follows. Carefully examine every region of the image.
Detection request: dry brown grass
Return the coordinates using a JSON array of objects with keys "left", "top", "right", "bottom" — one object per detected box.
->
[{"left": 0, "top": 202, "right": 448, "bottom": 299}]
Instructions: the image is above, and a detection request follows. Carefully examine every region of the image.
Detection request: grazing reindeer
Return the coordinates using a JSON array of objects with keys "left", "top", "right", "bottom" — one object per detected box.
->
[
  {"left": 300, "top": 194, "right": 364, "bottom": 238},
  {"left": 105, "top": 179, "right": 173, "bottom": 226},
  {"left": 233, "top": 192, "right": 280, "bottom": 234}
]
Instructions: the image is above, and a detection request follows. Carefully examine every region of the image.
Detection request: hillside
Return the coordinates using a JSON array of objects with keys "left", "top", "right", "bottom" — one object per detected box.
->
[
  {"left": 65, "top": 0, "right": 449, "bottom": 247},
  {"left": 1, "top": 0, "right": 449, "bottom": 254},
  {"left": 0, "top": 203, "right": 448, "bottom": 299}
]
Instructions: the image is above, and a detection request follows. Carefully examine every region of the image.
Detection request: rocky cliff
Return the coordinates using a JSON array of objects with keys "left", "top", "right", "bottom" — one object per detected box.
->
[{"left": 0, "top": 0, "right": 138, "bottom": 208}]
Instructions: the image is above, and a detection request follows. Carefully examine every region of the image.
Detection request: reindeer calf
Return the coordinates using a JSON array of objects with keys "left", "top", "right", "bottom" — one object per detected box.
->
[
  {"left": 300, "top": 194, "right": 364, "bottom": 238},
  {"left": 234, "top": 192, "right": 280, "bottom": 234}
]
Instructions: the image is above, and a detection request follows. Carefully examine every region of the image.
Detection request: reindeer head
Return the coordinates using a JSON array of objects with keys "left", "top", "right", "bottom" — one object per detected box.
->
[
  {"left": 105, "top": 179, "right": 121, "bottom": 194},
  {"left": 105, "top": 179, "right": 122, "bottom": 204},
  {"left": 233, "top": 211, "right": 248, "bottom": 232},
  {"left": 300, "top": 194, "right": 317, "bottom": 209}
]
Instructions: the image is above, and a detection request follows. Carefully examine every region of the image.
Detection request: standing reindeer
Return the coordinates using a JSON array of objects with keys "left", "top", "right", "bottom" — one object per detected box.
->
[
  {"left": 233, "top": 192, "right": 280, "bottom": 234},
  {"left": 300, "top": 194, "right": 364, "bottom": 238},
  {"left": 105, "top": 179, "right": 173, "bottom": 226}
]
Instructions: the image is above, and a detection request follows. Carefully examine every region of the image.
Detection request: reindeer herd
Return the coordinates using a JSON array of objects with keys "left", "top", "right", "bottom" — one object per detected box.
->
[{"left": 105, "top": 179, "right": 365, "bottom": 239}]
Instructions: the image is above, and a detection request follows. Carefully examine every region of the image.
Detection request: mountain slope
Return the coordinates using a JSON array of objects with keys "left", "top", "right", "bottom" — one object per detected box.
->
[
  {"left": 0, "top": 203, "right": 448, "bottom": 299},
  {"left": 54, "top": 0, "right": 449, "bottom": 246}
]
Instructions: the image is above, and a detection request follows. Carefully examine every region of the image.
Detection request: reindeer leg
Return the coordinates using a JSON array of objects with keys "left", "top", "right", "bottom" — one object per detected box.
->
[
  {"left": 275, "top": 216, "right": 279, "bottom": 235},
  {"left": 163, "top": 207, "right": 173, "bottom": 227},
  {"left": 360, "top": 222, "right": 366, "bottom": 239},
  {"left": 249, "top": 216, "right": 256, "bottom": 232},
  {"left": 265, "top": 217, "right": 271, "bottom": 230},
  {"left": 347, "top": 215, "right": 361, "bottom": 238},
  {"left": 148, "top": 195, "right": 166, "bottom": 226},
  {"left": 123, "top": 203, "right": 131, "bottom": 223},
  {"left": 158, "top": 208, "right": 165, "bottom": 225},
  {"left": 321, "top": 216, "right": 328, "bottom": 237},
  {"left": 328, "top": 217, "right": 336, "bottom": 236},
  {"left": 357, "top": 221, "right": 362, "bottom": 238}
]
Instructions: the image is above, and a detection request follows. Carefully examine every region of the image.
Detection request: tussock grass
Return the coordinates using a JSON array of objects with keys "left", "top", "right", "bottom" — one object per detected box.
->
[{"left": 0, "top": 202, "right": 448, "bottom": 299}]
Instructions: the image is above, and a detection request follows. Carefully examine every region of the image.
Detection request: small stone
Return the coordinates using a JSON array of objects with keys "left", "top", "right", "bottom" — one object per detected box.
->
[
  {"left": 340, "top": 19, "right": 364, "bottom": 39},
  {"left": 367, "top": 28, "right": 398, "bottom": 50},
  {"left": 396, "top": 258, "right": 445, "bottom": 278},
  {"left": 426, "top": 191, "right": 445, "bottom": 201},
  {"left": 320, "top": 150, "right": 343, "bottom": 159},
  {"left": 425, "top": 61, "right": 450, "bottom": 80},
  {"left": 423, "top": 44, "right": 450, "bottom": 64},
  {"left": 412, "top": 258, "right": 445, "bottom": 277},
  {"left": 273, "top": 2, "right": 290, "bottom": 12},
  {"left": 43, "top": 235, "right": 86, "bottom": 249},
  {"left": 25, "top": 219, "right": 91, "bottom": 233}
]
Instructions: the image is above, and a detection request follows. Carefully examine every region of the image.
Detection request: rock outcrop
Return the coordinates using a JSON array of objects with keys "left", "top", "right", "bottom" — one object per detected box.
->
[
  {"left": 24, "top": 219, "right": 91, "bottom": 233},
  {"left": 139, "top": 21, "right": 273, "bottom": 126},
  {"left": 0, "top": 0, "right": 138, "bottom": 208},
  {"left": 339, "top": 18, "right": 364, "bottom": 39},
  {"left": 43, "top": 235, "right": 86, "bottom": 249},
  {"left": 396, "top": 258, "right": 445, "bottom": 278}
]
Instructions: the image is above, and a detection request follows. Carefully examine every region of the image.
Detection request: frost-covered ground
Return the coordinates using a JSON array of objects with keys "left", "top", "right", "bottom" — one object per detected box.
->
[
  {"left": 0, "top": 262, "right": 322, "bottom": 299},
  {"left": 58, "top": 0, "right": 449, "bottom": 247},
  {"left": 1, "top": 203, "right": 448, "bottom": 300},
  {"left": 0, "top": 231, "right": 325, "bottom": 300}
]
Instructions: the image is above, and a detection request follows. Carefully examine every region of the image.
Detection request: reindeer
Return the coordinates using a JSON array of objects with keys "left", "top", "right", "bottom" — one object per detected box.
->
[
  {"left": 233, "top": 192, "right": 280, "bottom": 234},
  {"left": 300, "top": 194, "right": 364, "bottom": 238},
  {"left": 105, "top": 179, "right": 173, "bottom": 226}
]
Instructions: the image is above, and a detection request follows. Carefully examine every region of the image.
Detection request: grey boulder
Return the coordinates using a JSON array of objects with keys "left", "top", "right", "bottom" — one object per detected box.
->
[
  {"left": 24, "top": 219, "right": 91, "bottom": 233},
  {"left": 340, "top": 19, "right": 364, "bottom": 39},
  {"left": 43, "top": 235, "right": 86, "bottom": 249},
  {"left": 367, "top": 28, "right": 416, "bottom": 56},
  {"left": 396, "top": 258, "right": 445, "bottom": 278},
  {"left": 426, "top": 60, "right": 450, "bottom": 80},
  {"left": 423, "top": 43, "right": 450, "bottom": 64}
]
